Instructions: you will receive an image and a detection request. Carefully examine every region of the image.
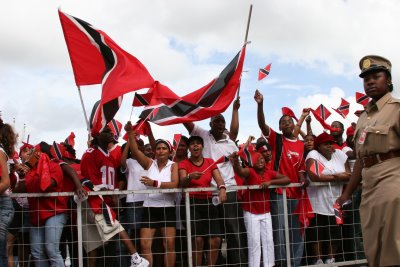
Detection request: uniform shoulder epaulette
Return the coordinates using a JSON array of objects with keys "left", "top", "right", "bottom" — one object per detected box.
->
[{"left": 388, "top": 97, "right": 400, "bottom": 104}]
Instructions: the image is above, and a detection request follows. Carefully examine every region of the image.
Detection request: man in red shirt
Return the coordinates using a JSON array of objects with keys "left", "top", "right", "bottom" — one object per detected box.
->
[
  {"left": 80, "top": 126, "right": 148, "bottom": 267},
  {"left": 254, "top": 90, "right": 307, "bottom": 267}
]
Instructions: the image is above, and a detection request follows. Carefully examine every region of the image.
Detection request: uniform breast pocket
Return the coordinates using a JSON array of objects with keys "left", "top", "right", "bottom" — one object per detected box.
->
[{"left": 365, "top": 124, "right": 390, "bottom": 152}]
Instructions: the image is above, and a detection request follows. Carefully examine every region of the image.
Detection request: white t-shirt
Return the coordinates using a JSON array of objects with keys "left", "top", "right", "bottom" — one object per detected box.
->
[
  {"left": 306, "top": 149, "right": 347, "bottom": 216},
  {"left": 124, "top": 158, "right": 146, "bottom": 202},
  {"left": 191, "top": 125, "right": 238, "bottom": 190},
  {"left": 143, "top": 159, "right": 175, "bottom": 207}
]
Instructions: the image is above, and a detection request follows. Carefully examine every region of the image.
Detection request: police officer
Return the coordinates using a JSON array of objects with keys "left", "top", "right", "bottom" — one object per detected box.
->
[{"left": 337, "top": 55, "right": 400, "bottom": 267}]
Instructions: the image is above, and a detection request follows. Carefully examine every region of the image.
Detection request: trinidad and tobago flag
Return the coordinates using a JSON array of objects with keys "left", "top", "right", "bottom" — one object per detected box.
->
[
  {"left": 138, "top": 45, "right": 246, "bottom": 126},
  {"left": 258, "top": 63, "right": 271, "bottom": 81},
  {"left": 237, "top": 145, "right": 256, "bottom": 167},
  {"left": 59, "top": 10, "right": 154, "bottom": 135},
  {"left": 310, "top": 160, "right": 325, "bottom": 176},
  {"left": 355, "top": 92, "right": 370, "bottom": 107},
  {"left": 314, "top": 104, "right": 331, "bottom": 120},
  {"left": 332, "top": 98, "right": 350, "bottom": 119},
  {"left": 310, "top": 107, "right": 340, "bottom": 133}
]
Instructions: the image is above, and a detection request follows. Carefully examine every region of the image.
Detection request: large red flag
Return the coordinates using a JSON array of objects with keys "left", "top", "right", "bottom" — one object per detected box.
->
[
  {"left": 139, "top": 45, "right": 246, "bottom": 125},
  {"left": 59, "top": 10, "right": 154, "bottom": 135},
  {"left": 332, "top": 98, "right": 350, "bottom": 119},
  {"left": 59, "top": 9, "right": 154, "bottom": 103}
]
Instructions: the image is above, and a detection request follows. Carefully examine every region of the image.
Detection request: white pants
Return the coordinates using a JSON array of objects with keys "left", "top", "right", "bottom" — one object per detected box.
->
[{"left": 244, "top": 211, "right": 275, "bottom": 267}]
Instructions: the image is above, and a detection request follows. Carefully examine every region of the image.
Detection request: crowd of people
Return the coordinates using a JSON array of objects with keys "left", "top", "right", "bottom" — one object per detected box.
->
[{"left": 0, "top": 54, "right": 399, "bottom": 267}]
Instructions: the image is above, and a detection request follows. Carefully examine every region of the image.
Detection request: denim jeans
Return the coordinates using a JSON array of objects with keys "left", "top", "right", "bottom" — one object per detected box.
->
[
  {"left": 270, "top": 191, "right": 304, "bottom": 267},
  {"left": 0, "top": 196, "right": 14, "bottom": 267},
  {"left": 30, "top": 213, "right": 67, "bottom": 267},
  {"left": 116, "top": 201, "right": 144, "bottom": 267}
]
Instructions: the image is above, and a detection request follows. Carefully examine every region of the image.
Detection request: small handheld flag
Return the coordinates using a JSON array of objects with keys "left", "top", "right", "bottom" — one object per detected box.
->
[
  {"left": 202, "top": 155, "right": 230, "bottom": 174},
  {"left": 310, "top": 160, "right": 325, "bottom": 176},
  {"left": 356, "top": 92, "right": 370, "bottom": 107},
  {"left": 314, "top": 104, "right": 331, "bottom": 121},
  {"left": 332, "top": 98, "right": 350, "bottom": 119},
  {"left": 258, "top": 63, "right": 272, "bottom": 81}
]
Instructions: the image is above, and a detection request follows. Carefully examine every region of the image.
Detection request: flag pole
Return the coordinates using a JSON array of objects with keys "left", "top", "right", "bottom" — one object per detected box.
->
[
  {"left": 77, "top": 86, "right": 90, "bottom": 133},
  {"left": 129, "top": 106, "right": 134, "bottom": 121},
  {"left": 236, "top": 4, "right": 253, "bottom": 99}
]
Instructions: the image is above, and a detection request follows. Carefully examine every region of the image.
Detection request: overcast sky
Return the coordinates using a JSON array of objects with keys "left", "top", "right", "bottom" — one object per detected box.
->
[{"left": 1, "top": 0, "right": 399, "bottom": 157}]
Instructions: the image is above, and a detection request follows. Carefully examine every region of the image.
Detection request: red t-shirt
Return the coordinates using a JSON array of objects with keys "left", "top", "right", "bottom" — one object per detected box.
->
[
  {"left": 179, "top": 158, "right": 217, "bottom": 198},
  {"left": 109, "top": 145, "right": 122, "bottom": 169},
  {"left": 267, "top": 129, "right": 305, "bottom": 199},
  {"left": 242, "top": 168, "right": 276, "bottom": 214},
  {"left": 25, "top": 161, "right": 67, "bottom": 226},
  {"left": 80, "top": 147, "right": 116, "bottom": 190},
  {"left": 60, "top": 161, "right": 83, "bottom": 193}
]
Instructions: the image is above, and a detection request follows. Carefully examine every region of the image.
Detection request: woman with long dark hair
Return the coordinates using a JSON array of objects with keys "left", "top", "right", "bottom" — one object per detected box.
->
[{"left": 0, "top": 118, "right": 16, "bottom": 266}]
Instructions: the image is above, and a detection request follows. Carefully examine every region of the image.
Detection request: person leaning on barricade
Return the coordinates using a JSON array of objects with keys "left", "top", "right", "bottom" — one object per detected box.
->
[
  {"left": 179, "top": 135, "right": 227, "bottom": 267},
  {"left": 305, "top": 132, "right": 351, "bottom": 265},
  {"left": 126, "top": 122, "right": 179, "bottom": 267},
  {"left": 337, "top": 55, "right": 400, "bottom": 267},
  {"left": 7, "top": 142, "right": 33, "bottom": 267},
  {"left": 80, "top": 126, "right": 149, "bottom": 267},
  {"left": 0, "top": 118, "right": 17, "bottom": 267},
  {"left": 232, "top": 147, "right": 290, "bottom": 267},
  {"left": 12, "top": 141, "right": 69, "bottom": 267},
  {"left": 254, "top": 90, "right": 308, "bottom": 267},
  {"left": 183, "top": 98, "right": 248, "bottom": 266}
]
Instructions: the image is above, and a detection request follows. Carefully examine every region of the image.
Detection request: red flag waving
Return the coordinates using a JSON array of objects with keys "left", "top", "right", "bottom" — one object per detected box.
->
[
  {"left": 237, "top": 145, "right": 257, "bottom": 167},
  {"left": 355, "top": 92, "right": 370, "bottom": 107},
  {"left": 314, "top": 104, "right": 331, "bottom": 120},
  {"left": 138, "top": 45, "right": 246, "bottom": 126},
  {"left": 310, "top": 109, "right": 340, "bottom": 132},
  {"left": 282, "top": 107, "right": 299, "bottom": 122},
  {"left": 172, "top": 134, "right": 182, "bottom": 151},
  {"left": 201, "top": 155, "right": 231, "bottom": 174},
  {"left": 132, "top": 92, "right": 153, "bottom": 107},
  {"left": 332, "top": 98, "right": 350, "bottom": 119},
  {"left": 258, "top": 63, "right": 271, "bottom": 81},
  {"left": 59, "top": 10, "right": 154, "bottom": 103}
]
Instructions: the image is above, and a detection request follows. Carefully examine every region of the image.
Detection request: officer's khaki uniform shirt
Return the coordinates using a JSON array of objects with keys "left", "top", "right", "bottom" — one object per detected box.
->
[
  {"left": 354, "top": 92, "right": 400, "bottom": 266},
  {"left": 354, "top": 92, "right": 400, "bottom": 158}
]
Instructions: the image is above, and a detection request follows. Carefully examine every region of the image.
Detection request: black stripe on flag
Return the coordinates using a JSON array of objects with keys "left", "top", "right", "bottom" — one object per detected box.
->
[
  {"left": 52, "top": 141, "right": 63, "bottom": 161},
  {"left": 70, "top": 16, "right": 115, "bottom": 77}
]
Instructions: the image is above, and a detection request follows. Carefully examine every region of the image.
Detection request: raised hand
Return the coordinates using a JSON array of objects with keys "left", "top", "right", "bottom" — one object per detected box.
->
[{"left": 254, "top": 89, "right": 264, "bottom": 104}]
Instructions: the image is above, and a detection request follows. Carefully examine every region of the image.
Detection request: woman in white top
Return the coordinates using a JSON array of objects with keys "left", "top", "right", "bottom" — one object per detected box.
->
[
  {"left": 305, "top": 132, "right": 351, "bottom": 265},
  {"left": 0, "top": 118, "right": 16, "bottom": 266},
  {"left": 127, "top": 123, "right": 179, "bottom": 267}
]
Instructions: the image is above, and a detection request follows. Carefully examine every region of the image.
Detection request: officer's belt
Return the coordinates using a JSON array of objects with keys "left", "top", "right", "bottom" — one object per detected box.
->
[{"left": 362, "top": 150, "right": 400, "bottom": 168}]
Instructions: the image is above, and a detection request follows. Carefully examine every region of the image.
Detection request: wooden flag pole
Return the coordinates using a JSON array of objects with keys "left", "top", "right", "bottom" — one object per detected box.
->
[
  {"left": 244, "top": 4, "right": 253, "bottom": 45},
  {"left": 236, "top": 4, "right": 253, "bottom": 99},
  {"left": 77, "top": 86, "right": 90, "bottom": 133}
]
